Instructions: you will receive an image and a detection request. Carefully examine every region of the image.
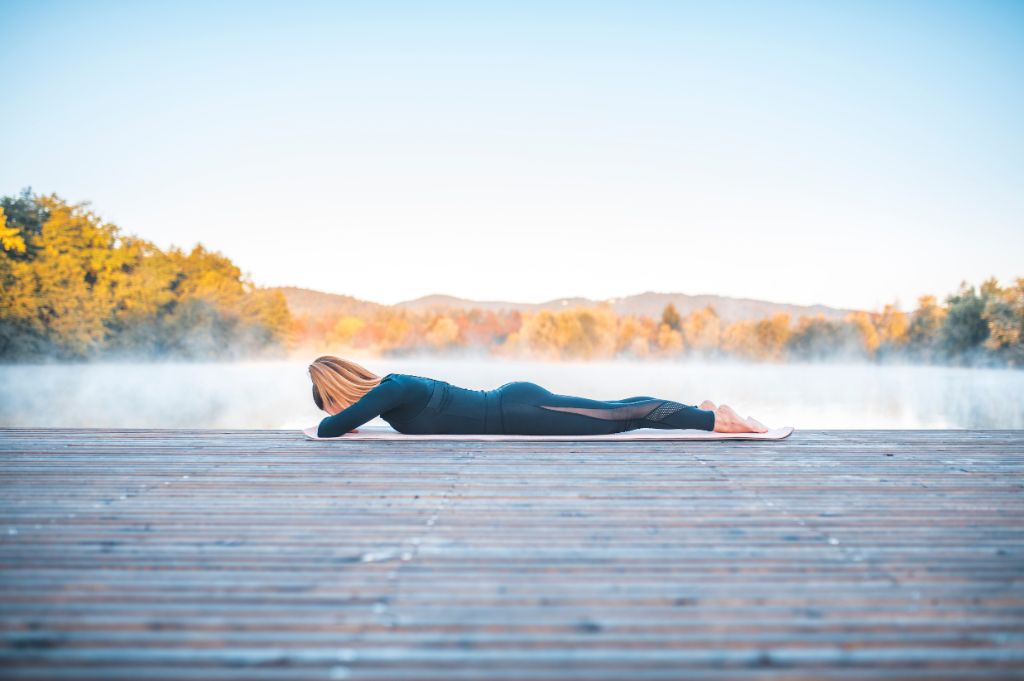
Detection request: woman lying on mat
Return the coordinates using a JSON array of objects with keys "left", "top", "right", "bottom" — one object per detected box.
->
[{"left": 309, "top": 356, "right": 769, "bottom": 439}]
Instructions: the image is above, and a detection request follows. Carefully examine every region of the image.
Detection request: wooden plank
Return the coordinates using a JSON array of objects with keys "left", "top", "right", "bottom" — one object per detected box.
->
[{"left": 0, "top": 428, "right": 1022, "bottom": 679}]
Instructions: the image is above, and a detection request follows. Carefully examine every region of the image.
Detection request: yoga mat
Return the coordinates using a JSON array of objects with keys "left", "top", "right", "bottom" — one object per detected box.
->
[{"left": 302, "top": 424, "right": 795, "bottom": 441}]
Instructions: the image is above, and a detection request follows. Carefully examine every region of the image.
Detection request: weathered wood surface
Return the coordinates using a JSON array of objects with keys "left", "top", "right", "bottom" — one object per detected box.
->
[{"left": 0, "top": 428, "right": 1022, "bottom": 680}]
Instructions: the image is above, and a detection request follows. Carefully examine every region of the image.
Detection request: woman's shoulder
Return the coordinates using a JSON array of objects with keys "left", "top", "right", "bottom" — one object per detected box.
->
[{"left": 383, "top": 372, "right": 442, "bottom": 384}]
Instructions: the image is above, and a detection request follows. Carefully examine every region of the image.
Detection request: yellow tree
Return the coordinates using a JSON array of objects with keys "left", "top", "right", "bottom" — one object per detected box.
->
[
  {"left": 382, "top": 312, "right": 412, "bottom": 350},
  {"left": 242, "top": 287, "right": 293, "bottom": 352},
  {"left": 615, "top": 315, "right": 647, "bottom": 356},
  {"left": 0, "top": 206, "right": 44, "bottom": 350},
  {"left": 558, "top": 307, "right": 617, "bottom": 359},
  {"left": 755, "top": 313, "right": 792, "bottom": 361},
  {"left": 655, "top": 322, "right": 684, "bottom": 356},
  {"left": 29, "top": 195, "right": 133, "bottom": 358},
  {"left": 877, "top": 303, "right": 909, "bottom": 348},
  {"left": 127, "top": 242, "right": 292, "bottom": 357},
  {"left": 0, "top": 207, "right": 27, "bottom": 254},
  {"left": 507, "top": 310, "right": 562, "bottom": 360},
  {"left": 908, "top": 294, "right": 946, "bottom": 351},
  {"left": 846, "top": 311, "right": 880, "bottom": 358},
  {"left": 425, "top": 315, "right": 460, "bottom": 350},
  {"left": 327, "top": 315, "right": 366, "bottom": 347},
  {"left": 721, "top": 319, "right": 760, "bottom": 359},
  {"left": 682, "top": 305, "right": 721, "bottom": 355}
]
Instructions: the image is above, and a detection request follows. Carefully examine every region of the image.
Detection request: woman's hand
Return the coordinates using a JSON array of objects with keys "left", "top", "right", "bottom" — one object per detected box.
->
[{"left": 701, "top": 401, "right": 769, "bottom": 433}]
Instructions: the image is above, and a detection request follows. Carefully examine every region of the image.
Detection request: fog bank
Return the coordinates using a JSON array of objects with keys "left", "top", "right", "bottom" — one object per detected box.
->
[{"left": 1, "top": 359, "right": 1021, "bottom": 430}]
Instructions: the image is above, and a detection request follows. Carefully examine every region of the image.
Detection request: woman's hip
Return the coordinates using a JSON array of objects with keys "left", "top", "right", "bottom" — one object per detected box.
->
[
  {"left": 495, "top": 381, "right": 552, "bottom": 406},
  {"left": 494, "top": 381, "right": 628, "bottom": 436}
]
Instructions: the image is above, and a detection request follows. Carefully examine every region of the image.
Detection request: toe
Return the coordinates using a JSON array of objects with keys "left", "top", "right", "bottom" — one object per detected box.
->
[{"left": 748, "top": 416, "right": 769, "bottom": 433}]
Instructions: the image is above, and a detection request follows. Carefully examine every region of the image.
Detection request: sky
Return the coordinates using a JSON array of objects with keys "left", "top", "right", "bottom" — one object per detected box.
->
[{"left": 2, "top": 0, "right": 1022, "bottom": 312}]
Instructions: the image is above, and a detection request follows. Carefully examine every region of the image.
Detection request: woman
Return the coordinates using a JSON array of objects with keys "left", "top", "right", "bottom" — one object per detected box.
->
[{"left": 309, "top": 356, "right": 769, "bottom": 439}]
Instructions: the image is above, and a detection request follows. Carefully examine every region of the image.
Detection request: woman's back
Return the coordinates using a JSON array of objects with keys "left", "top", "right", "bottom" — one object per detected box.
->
[{"left": 375, "top": 373, "right": 435, "bottom": 425}]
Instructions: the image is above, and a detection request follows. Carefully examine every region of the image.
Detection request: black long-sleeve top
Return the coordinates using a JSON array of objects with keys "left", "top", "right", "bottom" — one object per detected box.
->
[{"left": 317, "top": 373, "right": 430, "bottom": 438}]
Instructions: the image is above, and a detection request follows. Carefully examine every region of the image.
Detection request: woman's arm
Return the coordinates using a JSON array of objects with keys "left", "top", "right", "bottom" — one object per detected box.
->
[{"left": 317, "top": 379, "right": 405, "bottom": 438}]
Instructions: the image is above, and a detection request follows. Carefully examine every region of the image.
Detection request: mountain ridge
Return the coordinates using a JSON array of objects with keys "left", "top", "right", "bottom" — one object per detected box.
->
[{"left": 272, "top": 286, "right": 859, "bottom": 323}]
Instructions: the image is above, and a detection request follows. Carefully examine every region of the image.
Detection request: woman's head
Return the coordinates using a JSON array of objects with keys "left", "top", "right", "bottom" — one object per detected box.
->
[{"left": 308, "top": 356, "right": 383, "bottom": 415}]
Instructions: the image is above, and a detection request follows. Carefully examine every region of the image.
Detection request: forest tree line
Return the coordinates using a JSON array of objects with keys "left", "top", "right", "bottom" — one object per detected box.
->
[
  {"left": 301, "top": 278, "right": 1022, "bottom": 367},
  {"left": 0, "top": 190, "right": 292, "bottom": 360},
  {"left": 2, "top": 189, "right": 1021, "bottom": 366}
]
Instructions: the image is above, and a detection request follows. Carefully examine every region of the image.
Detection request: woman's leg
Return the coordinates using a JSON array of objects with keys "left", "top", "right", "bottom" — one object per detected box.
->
[{"left": 498, "top": 382, "right": 715, "bottom": 435}]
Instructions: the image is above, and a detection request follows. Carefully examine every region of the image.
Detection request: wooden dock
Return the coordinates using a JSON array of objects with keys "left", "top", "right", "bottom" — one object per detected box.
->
[{"left": 1, "top": 428, "right": 1022, "bottom": 679}]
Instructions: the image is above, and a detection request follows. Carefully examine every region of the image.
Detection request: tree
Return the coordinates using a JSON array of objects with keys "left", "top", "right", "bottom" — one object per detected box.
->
[
  {"left": 0, "top": 187, "right": 49, "bottom": 260},
  {"left": 682, "top": 305, "right": 721, "bottom": 357},
  {"left": 0, "top": 207, "right": 26, "bottom": 254},
  {"left": 940, "top": 280, "right": 992, "bottom": 363},
  {"left": 661, "top": 303, "right": 682, "bottom": 332},
  {"left": 846, "top": 311, "right": 880, "bottom": 359},
  {"left": 786, "top": 315, "right": 847, "bottom": 361},
  {"left": 655, "top": 322, "right": 684, "bottom": 355},
  {"left": 876, "top": 303, "right": 909, "bottom": 358},
  {"left": 907, "top": 295, "right": 946, "bottom": 362},
  {"left": 615, "top": 315, "right": 647, "bottom": 357},
  {"left": 721, "top": 319, "right": 760, "bottom": 360},
  {"left": 981, "top": 277, "right": 1024, "bottom": 366},
  {"left": 425, "top": 315, "right": 460, "bottom": 351},
  {"left": 755, "top": 313, "right": 792, "bottom": 361},
  {"left": 327, "top": 315, "right": 366, "bottom": 347}
]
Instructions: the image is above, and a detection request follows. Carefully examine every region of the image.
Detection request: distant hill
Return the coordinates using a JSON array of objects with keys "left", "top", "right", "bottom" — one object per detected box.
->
[
  {"left": 396, "top": 291, "right": 855, "bottom": 323},
  {"left": 271, "top": 287, "right": 386, "bottom": 318},
  {"left": 605, "top": 291, "right": 856, "bottom": 324},
  {"left": 271, "top": 287, "right": 858, "bottom": 323}
]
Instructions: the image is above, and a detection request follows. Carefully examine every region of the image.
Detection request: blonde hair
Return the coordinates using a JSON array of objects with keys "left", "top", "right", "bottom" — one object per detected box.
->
[{"left": 308, "top": 355, "right": 383, "bottom": 413}]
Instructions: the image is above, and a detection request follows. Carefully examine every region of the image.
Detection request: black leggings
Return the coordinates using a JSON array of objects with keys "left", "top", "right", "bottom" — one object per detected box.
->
[{"left": 496, "top": 382, "right": 716, "bottom": 435}]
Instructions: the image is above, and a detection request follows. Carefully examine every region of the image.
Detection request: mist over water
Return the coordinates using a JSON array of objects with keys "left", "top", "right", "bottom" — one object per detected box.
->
[{"left": 0, "top": 359, "right": 1020, "bottom": 430}]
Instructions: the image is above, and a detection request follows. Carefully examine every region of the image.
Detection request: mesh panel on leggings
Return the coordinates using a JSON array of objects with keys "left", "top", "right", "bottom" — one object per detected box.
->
[
  {"left": 644, "top": 401, "right": 685, "bottom": 422},
  {"left": 537, "top": 401, "right": 666, "bottom": 421}
]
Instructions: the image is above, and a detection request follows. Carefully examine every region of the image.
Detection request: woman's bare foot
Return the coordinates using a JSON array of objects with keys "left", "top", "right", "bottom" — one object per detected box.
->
[
  {"left": 712, "top": 403, "right": 769, "bottom": 433},
  {"left": 699, "top": 400, "right": 716, "bottom": 411}
]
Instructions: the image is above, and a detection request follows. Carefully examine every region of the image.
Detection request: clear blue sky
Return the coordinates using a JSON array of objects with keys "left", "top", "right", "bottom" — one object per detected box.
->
[{"left": 3, "top": 0, "right": 1022, "bottom": 311}]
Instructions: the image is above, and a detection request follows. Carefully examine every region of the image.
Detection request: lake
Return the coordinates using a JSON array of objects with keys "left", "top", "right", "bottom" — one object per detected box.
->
[{"left": 1, "top": 358, "right": 1021, "bottom": 430}]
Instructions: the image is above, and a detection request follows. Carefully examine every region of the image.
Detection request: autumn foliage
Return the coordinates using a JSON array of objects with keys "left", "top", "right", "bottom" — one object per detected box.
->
[
  {"left": 2, "top": 189, "right": 1021, "bottom": 366},
  {"left": 0, "top": 190, "right": 291, "bottom": 360},
  {"left": 291, "top": 285, "right": 1024, "bottom": 368}
]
